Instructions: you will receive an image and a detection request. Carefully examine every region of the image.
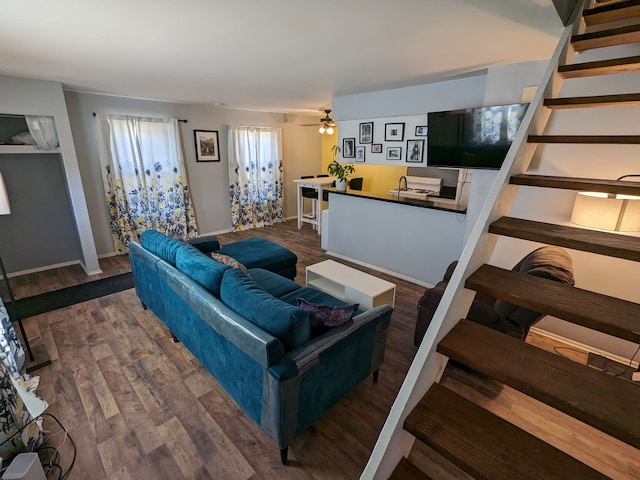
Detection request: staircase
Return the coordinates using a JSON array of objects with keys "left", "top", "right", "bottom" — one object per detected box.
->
[{"left": 365, "top": 1, "right": 640, "bottom": 478}]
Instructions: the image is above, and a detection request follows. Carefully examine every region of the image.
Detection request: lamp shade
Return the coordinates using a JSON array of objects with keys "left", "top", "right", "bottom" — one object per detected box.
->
[
  {"left": 0, "top": 173, "right": 10, "bottom": 215},
  {"left": 570, "top": 191, "right": 640, "bottom": 231}
]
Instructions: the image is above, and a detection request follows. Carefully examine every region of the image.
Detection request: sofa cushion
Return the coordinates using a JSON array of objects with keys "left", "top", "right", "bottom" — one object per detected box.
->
[
  {"left": 278, "top": 286, "right": 349, "bottom": 308},
  {"left": 248, "top": 269, "right": 301, "bottom": 298},
  {"left": 175, "top": 244, "right": 230, "bottom": 297},
  {"left": 215, "top": 237, "right": 297, "bottom": 273},
  {"left": 297, "top": 298, "right": 359, "bottom": 336},
  {"left": 140, "top": 229, "right": 187, "bottom": 266},
  {"left": 220, "top": 268, "right": 310, "bottom": 351},
  {"left": 494, "top": 246, "right": 574, "bottom": 329}
]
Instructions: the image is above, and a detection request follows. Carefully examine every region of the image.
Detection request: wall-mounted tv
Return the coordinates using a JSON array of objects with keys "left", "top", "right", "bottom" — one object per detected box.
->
[{"left": 427, "top": 103, "right": 529, "bottom": 169}]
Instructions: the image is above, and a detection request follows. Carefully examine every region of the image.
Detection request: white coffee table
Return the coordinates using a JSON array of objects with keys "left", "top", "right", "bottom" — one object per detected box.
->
[{"left": 306, "top": 260, "right": 396, "bottom": 310}]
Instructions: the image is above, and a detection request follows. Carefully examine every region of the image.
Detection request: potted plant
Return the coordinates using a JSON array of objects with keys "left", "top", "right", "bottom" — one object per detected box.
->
[{"left": 327, "top": 145, "right": 355, "bottom": 192}]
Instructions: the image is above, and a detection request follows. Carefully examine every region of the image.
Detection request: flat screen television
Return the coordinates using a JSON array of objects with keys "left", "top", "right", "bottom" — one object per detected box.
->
[{"left": 427, "top": 103, "right": 529, "bottom": 169}]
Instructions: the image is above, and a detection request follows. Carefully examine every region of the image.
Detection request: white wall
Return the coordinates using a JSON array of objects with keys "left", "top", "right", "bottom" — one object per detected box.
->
[
  {"left": 65, "top": 91, "right": 322, "bottom": 255},
  {"left": 328, "top": 194, "right": 467, "bottom": 286},
  {"left": 488, "top": 46, "right": 640, "bottom": 359},
  {"left": 0, "top": 75, "right": 100, "bottom": 274}
]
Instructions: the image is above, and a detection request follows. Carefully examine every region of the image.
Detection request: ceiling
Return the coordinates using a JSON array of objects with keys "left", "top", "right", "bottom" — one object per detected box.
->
[{"left": 0, "top": 0, "right": 565, "bottom": 115}]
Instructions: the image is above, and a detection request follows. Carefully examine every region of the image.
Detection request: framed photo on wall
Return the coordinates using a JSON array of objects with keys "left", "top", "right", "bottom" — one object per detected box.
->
[
  {"left": 415, "top": 126, "right": 428, "bottom": 136},
  {"left": 406, "top": 139, "right": 425, "bottom": 163},
  {"left": 343, "top": 138, "right": 356, "bottom": 158},
  {"left": 385, "top": 123, "right": 405, "bottom": 141},
  {"left": 386, "top": 146, "right": 402, "bottom": 161},
  {"left": 359, "top": 122, "right": 373, "bottom": 144},
  {"left": 194, "top": 130, "right": 220, "bottom": 162},
  {"left": 371, "top": 143, "right": 382, "bottom": 153},
  {"left": 355, "top": 146, "right": 366, "bottom": 162}
]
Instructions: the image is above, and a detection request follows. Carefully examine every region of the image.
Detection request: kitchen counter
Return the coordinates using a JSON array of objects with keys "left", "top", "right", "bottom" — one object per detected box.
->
[{"left": 325, "top": 185, "right": 466, "bottom": 214}]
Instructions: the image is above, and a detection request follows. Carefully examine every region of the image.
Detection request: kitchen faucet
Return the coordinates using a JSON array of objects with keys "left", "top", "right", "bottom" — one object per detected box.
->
[{"left": 396, "top": 176, "right": 408, "bottom": 198}]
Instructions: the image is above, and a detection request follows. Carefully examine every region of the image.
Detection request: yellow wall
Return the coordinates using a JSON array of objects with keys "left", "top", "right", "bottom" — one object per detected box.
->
[{"left": 321, "top": 129, "right": 407, "bottom": 195}]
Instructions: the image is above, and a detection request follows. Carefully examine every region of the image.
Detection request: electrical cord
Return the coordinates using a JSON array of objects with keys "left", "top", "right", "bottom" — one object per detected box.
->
[
  {"left": 552, "top": 344, "right": 640, "bottom": 378},
  {"left": 37, "top": 413, "right": 76, "bottom": 480},
  {"left": 612, "top": 343, "right": 640, "bottom": 378}
]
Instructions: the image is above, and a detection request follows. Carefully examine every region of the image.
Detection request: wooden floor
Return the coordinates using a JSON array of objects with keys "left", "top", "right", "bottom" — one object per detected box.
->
[
  {"left": 6, "top": 221, "right": 423, "bottom": 480},
  {"left": 4, "top": 221, "right": 638, "bottom": 479}
]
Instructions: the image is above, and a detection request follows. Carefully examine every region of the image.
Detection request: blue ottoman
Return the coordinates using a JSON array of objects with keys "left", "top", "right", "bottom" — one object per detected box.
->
[{"left": 215, "top": 237, "right": 298, "bottom": 280}]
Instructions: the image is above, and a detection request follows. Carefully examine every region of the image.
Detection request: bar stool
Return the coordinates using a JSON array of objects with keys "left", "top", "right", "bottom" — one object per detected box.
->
[{"left": 300, "top": 176, "right": 317, "bottom": 220}]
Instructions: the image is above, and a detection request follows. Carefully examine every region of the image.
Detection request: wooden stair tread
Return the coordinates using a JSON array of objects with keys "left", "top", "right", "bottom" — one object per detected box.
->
[
  {"left": 529, "top": 134, "right": 640, "bottom": 143},
  {"left": 404, "top": 382, "right": 608, "bottom": 480},
  {"left": 583, "top": 0, "right": 640, "bottom": 26},
  {"left": 437, "top": 320, "right": 640, "bottom": 450},
  {"left": 389, "top": 457, "right": 433, "bottom": 480},
  {"left": 510, "top": 174, "right": 640, "bottom": 195},
  {"left": 466, "top": 263, "right": 640, "bottom": 344},
  {"left": 489, "top": 216, "right": 640, "bottom": 262},
  {"left": 544, "top": 92, "right": 640, "bottom": 108},
  {"left": 572, "top": 24, "right": 640, "bottom": 51},
  {"left": 558, "top": 55, "right": 640, "bottom": 78}
]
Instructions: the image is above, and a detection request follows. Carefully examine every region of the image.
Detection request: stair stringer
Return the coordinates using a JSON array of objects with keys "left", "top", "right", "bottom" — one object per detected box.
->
[{"left": 361, "top": 19, "right": 581, "bottom": 480}]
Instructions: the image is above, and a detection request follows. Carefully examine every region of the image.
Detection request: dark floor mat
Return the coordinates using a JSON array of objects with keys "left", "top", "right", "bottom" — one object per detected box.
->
[{"left": 6, "top": 272, "right": 134, "bottom": 319}]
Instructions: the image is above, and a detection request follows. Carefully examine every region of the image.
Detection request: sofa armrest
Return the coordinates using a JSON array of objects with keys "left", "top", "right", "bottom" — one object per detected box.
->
[
  {"left": 263, "top": 304, "right": 392, "bottom": 448},
  {"left": 187, "top": 234, "right": 220, "bottom": 253},
  {"left": 269, "top": 304, "right": 392, "bottom": 381}
]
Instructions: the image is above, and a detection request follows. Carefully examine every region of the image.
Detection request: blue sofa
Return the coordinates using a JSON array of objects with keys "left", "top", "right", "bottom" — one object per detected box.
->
[{"left": 129, "top": 230, "right": 393, "bottom": 463}]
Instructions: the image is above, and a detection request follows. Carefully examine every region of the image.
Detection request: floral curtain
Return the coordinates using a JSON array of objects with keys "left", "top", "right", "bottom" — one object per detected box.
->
[
  {"left": 227, "top": 125, "right": 283, "bottom": 230},
  {"left": 97, "top": 114, "right": 198, "bottom": 253}
]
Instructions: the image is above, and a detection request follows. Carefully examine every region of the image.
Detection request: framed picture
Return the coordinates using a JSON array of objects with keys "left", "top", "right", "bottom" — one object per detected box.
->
[
  {"left": 371, "top": 143, "right": 382, "bottom": 153},
  {"left": 343, "top": 138, "right": 356, "bottom": 158},
  {"left": 406, "top": 139, "right": 425, "bottom": 163},
  {"left": 355, "top": 146, "right": 366, "bottom": 162},
  {"left": 415, "top": 126, "right": 428, "bottom": 136},
  {"left": 385, "top": 123, "right": 405, "bottom": 141},
  {"left": 359, "top": 122, "right": 373, "bottom": 144},
  {"left": 194, "top": 130, "right": 220, "bottom": 162},
  {"left": 386, "top": 146, "right": 402, "bottom": 161}
]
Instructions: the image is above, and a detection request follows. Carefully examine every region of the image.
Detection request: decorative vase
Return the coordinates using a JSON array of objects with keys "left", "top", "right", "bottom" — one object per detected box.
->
[{"left": 336, "top": 178, "right": 348, "bottom": 192}]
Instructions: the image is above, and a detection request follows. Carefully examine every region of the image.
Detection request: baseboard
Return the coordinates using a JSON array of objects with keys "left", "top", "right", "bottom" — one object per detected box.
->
[
  {"left": 324, "top": 251, "right": 434, "bottom": 288},
  {"left": 6, "top": 260, "right": 82, "bottom": 279},
  {"left": 529, "top": 326, "right": 639, "bottom": 369}
]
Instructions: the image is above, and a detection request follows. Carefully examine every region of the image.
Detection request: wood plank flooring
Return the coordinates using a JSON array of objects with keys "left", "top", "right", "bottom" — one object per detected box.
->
[
  {"left": 4, "top": 221, "right": 638, "bottom": 478},
  {"left": 8, "top": 221, "right": 423, "bottom": 479}
]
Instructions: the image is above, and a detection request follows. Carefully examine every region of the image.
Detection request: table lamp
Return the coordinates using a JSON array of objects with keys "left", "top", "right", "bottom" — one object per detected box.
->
[{"left": 570, "top": 175, "right": 640, "bottom": 232}]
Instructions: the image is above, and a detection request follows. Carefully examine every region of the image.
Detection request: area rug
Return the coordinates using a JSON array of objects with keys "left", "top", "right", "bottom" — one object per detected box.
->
[{"left": 6, "top": 272, "right": 134, "bottom": 319}]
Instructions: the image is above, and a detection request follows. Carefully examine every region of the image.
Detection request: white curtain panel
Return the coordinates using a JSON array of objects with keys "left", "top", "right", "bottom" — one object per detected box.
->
[
  {"left": 228, "top": 125, "right": 283, "bottom": 230},
  {"left": 24, "top": 115, "right": 59, "bottom": 150}
]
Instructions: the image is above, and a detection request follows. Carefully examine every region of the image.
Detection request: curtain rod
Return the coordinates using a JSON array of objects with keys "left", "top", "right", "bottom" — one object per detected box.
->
[{"left": 92, "top": 112, "right": 188, "bottom": 123}]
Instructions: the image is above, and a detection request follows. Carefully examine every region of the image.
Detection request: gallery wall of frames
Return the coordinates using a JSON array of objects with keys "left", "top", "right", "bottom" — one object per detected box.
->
[{"left": 337, "top": 113, "right": 429, "bottom": 166}]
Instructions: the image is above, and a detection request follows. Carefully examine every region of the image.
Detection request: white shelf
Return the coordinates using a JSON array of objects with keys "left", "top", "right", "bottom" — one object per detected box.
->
[{"left": 0, "top": 145, "right": 59, "bottom": 154}]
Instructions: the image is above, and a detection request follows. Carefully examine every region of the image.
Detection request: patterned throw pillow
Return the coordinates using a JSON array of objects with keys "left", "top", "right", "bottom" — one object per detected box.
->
[
  {"left": 211, "top": 252, "right": 249, "bottom": 274},
  {"left": 297, "top": 298, "right": 359, "bottom": 335}
]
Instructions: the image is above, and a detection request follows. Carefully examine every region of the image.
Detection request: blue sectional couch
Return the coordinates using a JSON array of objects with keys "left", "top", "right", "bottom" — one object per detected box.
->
[{"left": 129, "top": 230, "right": 393, "bottom": 463}]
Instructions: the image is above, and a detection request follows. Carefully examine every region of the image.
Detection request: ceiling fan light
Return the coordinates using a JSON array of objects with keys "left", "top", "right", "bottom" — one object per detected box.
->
[
  {"left": 319, "top": 125, "right": 326, "bottom": 134},
  {"left": 326, "top": 126, "right": 334, "bottom": 135}
]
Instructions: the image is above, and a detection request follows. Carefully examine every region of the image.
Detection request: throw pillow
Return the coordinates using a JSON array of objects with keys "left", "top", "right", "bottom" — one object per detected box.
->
[
  {"left": 297, "top": 298, "right": 359, "bottom": 335},
  {"left": 211, "top": 252, "right": 249, "bottom": 275}
]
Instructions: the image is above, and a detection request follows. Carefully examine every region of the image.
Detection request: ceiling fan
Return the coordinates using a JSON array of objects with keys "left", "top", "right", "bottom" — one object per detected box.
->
[{"left": 301, "top": 109, "right": 337, "bottom": 135}]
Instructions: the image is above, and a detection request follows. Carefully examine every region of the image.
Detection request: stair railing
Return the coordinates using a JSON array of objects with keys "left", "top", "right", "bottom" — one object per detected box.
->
[{"left": 362, "top": 3, "right": 587, "bottom": 478}]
